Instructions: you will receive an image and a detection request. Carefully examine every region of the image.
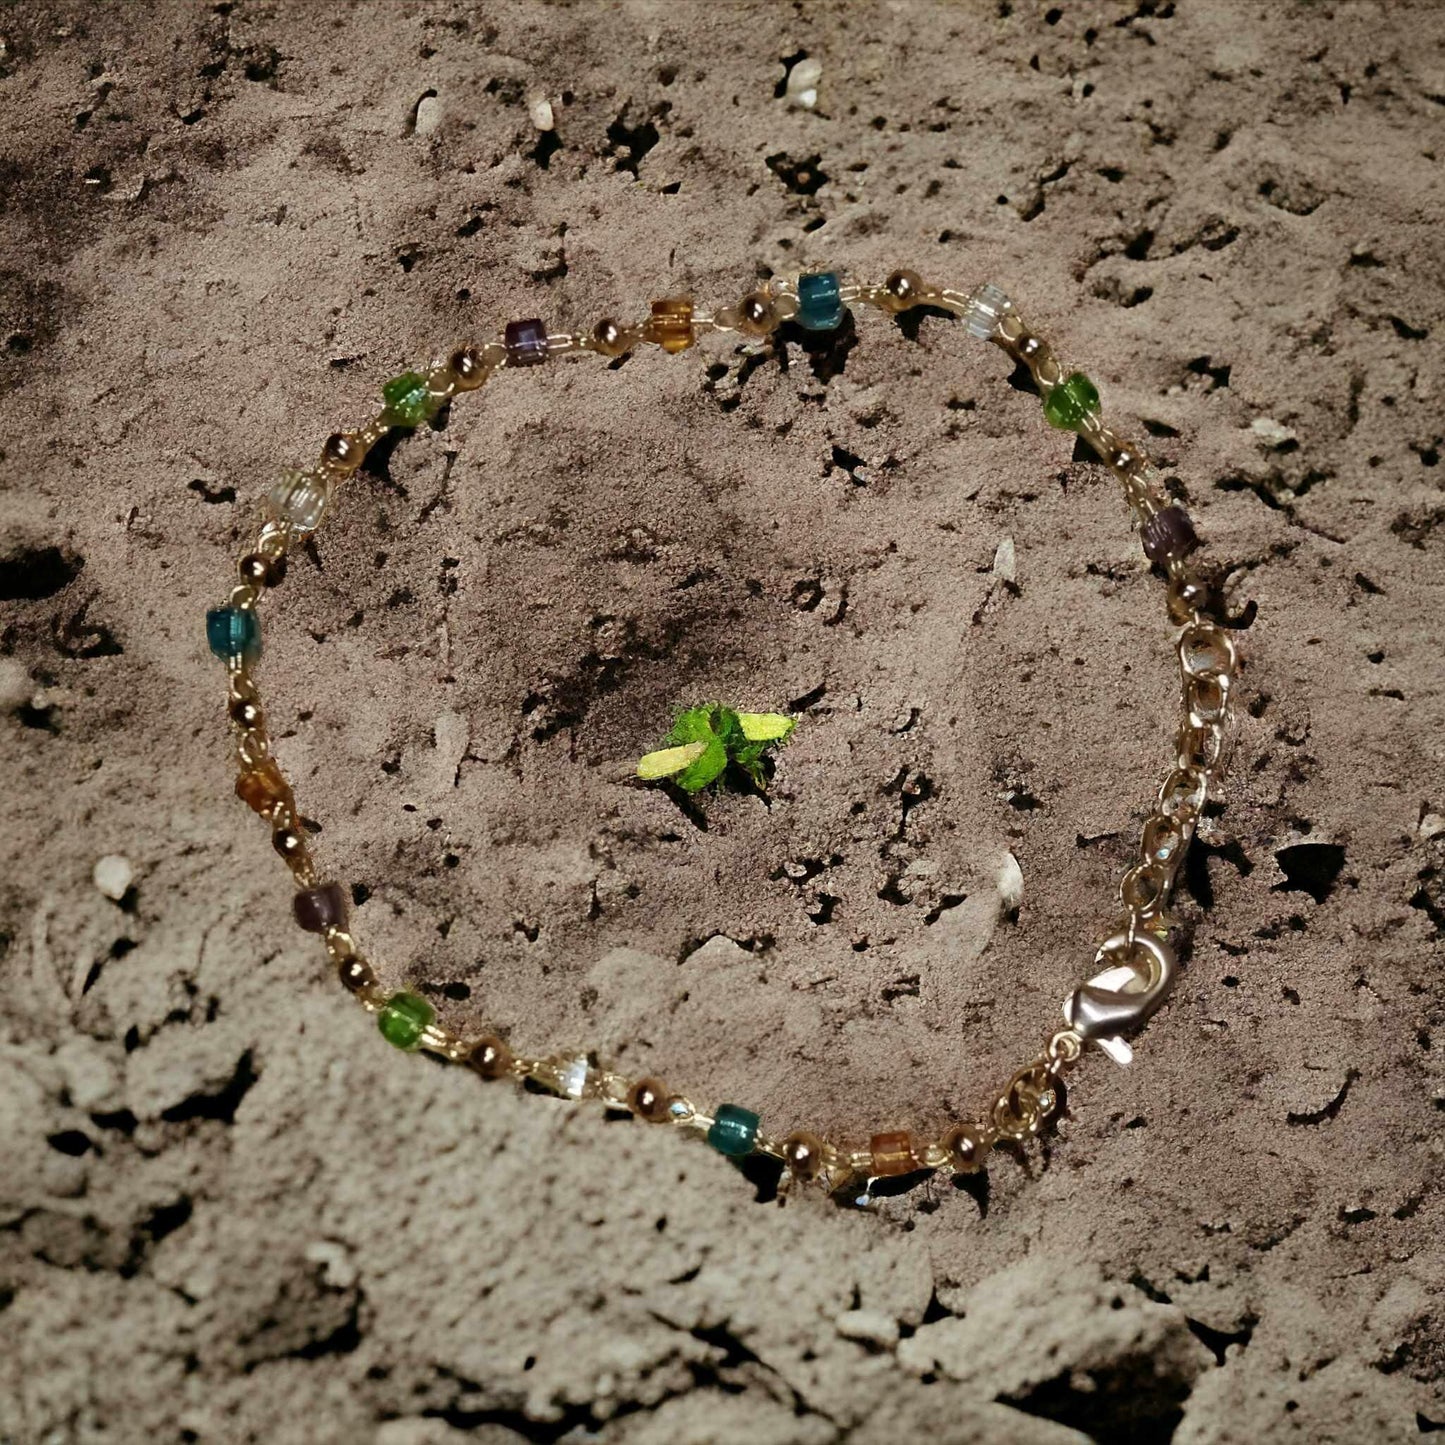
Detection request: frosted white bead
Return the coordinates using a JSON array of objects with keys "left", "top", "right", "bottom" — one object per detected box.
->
[
  {"left": 267, "top": 469, "right": 331, "bottom": 533},
  {"left": 964, "top": 282, "right": 1013, "bottom": 341}
]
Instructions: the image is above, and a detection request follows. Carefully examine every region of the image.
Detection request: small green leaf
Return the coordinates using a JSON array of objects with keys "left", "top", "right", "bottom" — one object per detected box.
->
[
  {"left": 636, "top": 740, "right": 708, "bottom": 780},
  {"left": 737, "top": 712, "right": 795, "bottom": 743}
]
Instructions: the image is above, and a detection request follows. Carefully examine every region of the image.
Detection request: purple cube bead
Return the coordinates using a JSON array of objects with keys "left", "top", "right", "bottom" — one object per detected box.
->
[
  {"left": 504, "top": 317, "right": 549, "bottom": 367},
  {"left": 1141, "top": 505, "right": 1199, "bottom": 564},
  {"left": 294, "top": 882, "right": 348, "bottom": 934}
]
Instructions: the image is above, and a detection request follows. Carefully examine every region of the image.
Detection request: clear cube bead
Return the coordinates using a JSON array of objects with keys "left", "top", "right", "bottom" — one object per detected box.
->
[
  {"left": 963, "top": 282, "right": 1012, "bottom": 341},
  {"left": 267, "top": 468, "right": 331, "bottom": 533}
]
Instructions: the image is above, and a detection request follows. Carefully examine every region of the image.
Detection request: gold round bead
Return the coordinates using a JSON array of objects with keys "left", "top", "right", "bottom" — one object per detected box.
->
[
  {"left": 468, "top": 1035, "right": 513, "bottom": 1080},
  {"left": 739, "top": 291, "right": 777, "bottom": 335},
  {"left": 628, "top": 1076, "right": 672, "bottom": 1123},
  {"left": 1167, "top": 573, "right": 1211, "bottom": 624},
  {"left": 337, "top": 954, "right": 376, "bottom": 994},
  {"left": 322, "top": 432, "right": 359, "bottom": 470},
  {"left": 239, "top": 552, "right": 283, "bottom": 588},
  {"left": 782, "top": 1130, "right": 827, "bottom": 1181},
  {"left": 229, "top": 696, "right": 263, "bottom": 729},
  {"left": 448, "top": 345, "right": 487, "bottom": 388},
  {"left": 592, "top": 318, "right": 629, "bottom": 357},
  {"left": 882, "top": 269, "right": 924, "bottom": 313},
  {"left": 942, "top": 1123, "right": 990, "bottom": 1174}
]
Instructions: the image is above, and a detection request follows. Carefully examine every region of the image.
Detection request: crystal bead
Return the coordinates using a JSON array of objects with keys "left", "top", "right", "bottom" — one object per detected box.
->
[
  {"left": 1043, "top": 372, "right": 1102, "bottom": 431},
  {"left": 380, "top": 371, "right": 437, "bottom": 428},
  {"left": 868, "top": 1130, "right": 918, "bottom": 1177},
  {"left": 644, "top": 297, "right": 696, "bottom": 354},
  {"left": 963, "top": 282, "right": 1012, "bottom": 340},
  {"left": 293, "top": 882, "right": 347, "bottom": 934},
  {"left": 554, "top": 1054, "right": 591, "bottom": 1098},
  {"left": 796, "top": 271, "right": 845, "bottom": 331},
  {"left": 206, "top": 606, "right": 260, "bottom": 662},
  {"left": 707, "top": 1103, "right": 760, "bottom": 1158},
  {"left": 377, "top": 993, "right": 434, "bottom": 1050},
  {"left": 1140, "top": 505, "right": 1200, "bottom": 563},
  {"left": 267, "top": 468, "right": 332, "bottom": 533},
  {"left": 235, "top": 759, "right": 290, "bottom": 816},
  {"left": 503, "top": 317, "right": 549, "bottom": 367}
]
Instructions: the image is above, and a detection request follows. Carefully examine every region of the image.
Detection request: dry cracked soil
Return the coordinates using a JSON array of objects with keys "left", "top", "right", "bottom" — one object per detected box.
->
[{"left": 1, "top": 2, "right": 1444, "bottom": 1443}]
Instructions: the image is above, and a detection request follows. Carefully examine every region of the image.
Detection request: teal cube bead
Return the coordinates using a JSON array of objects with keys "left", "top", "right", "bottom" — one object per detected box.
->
[
  {"left": 380, "top": 370, "right": 435, "bottom": 428},
  {"left": 1043, "top": 372, "right": 1101, "bottom": 431},
  {"left": 378, "top": 992, "right": 434, "bottom": 1050},
  {"left": 707, "top": 1103, "right": 760, "bottom": 1158},
  {"left": 206, "top": 606, "right": 260, "bottom": 662},
  {"left": 796, "top": 271, "right": 845, "bottom": 331}
]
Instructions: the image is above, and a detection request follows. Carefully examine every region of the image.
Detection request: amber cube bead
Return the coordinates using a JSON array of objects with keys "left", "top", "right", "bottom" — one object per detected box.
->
[
  {"left": 869, "top": 1130, "right": 918, "bottom": 1177},
  {"left": 236, "top": 759, "right": 290, "bottom": 817},
  {"left": 644, "top": 296, "right": 696, "bottom": 353}
]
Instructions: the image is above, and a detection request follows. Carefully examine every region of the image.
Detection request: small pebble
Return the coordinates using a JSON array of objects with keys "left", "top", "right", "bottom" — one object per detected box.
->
[
  {"left": 835, "top": 1308, "right": 900, "bottom": 1347},
  {"left": 529, "top": 94, "right": 554, "bottom": 130},
  {"left": 784, "top": 55, "right": 822, "bottom": 109},
  {"left": 1250, "top": 416, "right": 1297, "bottom": 448},
  {"left": 998, "top": 851, "right": 1024, "bottom": 912},
  {"left": 1419, "top": 813, "right": 1445, "bottom": 839},
  {"left": 0, "top": 657, "right": 30, "bottom": 710},
  {"left": 413, "top": 93, "right": 441, "bottom": 137},
  {"left": 93, "top": 854, "right": 133, "bottom": 901},
  {"left": 992, "top": 536, "right": 1017, "bottom": 584}
]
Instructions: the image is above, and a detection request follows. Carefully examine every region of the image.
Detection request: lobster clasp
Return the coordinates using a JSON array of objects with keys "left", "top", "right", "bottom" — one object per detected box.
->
[{"left": 1062, "top": 931, "right": 1177, "bottom": 1067}]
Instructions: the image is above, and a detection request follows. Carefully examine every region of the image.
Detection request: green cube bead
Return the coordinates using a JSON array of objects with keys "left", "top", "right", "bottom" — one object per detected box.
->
[
  {"left": 707, "top": 1103, "right": 760, "bottom": 1158},
  {"left": 1043, "top": 371, "right": 1101, "bottom": 431},
  {"left": 378, "top": 992, "right": 434, "bottom": 1050},
  {"left": 381, "top": 371, "right": 435, "bottom": 428}
]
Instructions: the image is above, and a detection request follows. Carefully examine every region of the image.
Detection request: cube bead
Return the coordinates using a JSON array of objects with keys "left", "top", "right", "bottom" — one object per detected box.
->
[
  {"left": 644, "top": 297, "right": 696, "bottom": 354},
  {"left": 293, "top": 882, "right": 347, "bottom": 934},
  {"left": 796, "top": 271, "right": 845, "bottom": 331},
  {"left": 378, "top": 992, "right": 434, "bottom": 1050},
  {"left": 707, "top": 1103, "right": 760, "bottom": 1158},
  {"left": 1043, "top": 372, "right": 1101, "bottom": 431},
  {"left": 206, "top": 606, "right": 260, "bottom": 663},
  {"left": 380, "top": 371, "right": 436, "bottom": 428},
  {"left": 504, "top": 317, "right": 549, "bottom": 367}
]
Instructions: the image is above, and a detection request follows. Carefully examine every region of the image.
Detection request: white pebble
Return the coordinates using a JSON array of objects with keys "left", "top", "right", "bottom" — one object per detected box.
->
[
  {"left": 529, "top": 95, "right": 555, "bottom": 131},
  {"left": 413, "top": 93, "right": 441, "bottom": 137},
  {"left": 0, "top": 657, "right": 30, "bottom": 710},
  {"left": 93, "top": 854, "right": 133, "bottom": 901},
  {"left": 1250, "top": 416, "right": 1297, "bottom": 448},
  {"left": 1420, "top": 813, "right": 1445, "bottom": 840},
  {"left": 997, "top": 851, "right": 1024, "bottom": 912},
  {"left": 835, "top": 1308, "right": 900, "bottom": 1347},
  {"left": 785, "top": 55, "right": 822, "bottom": 109},
  {"left": 992, "top": 536, "right": 1017, "bottom": 584}
]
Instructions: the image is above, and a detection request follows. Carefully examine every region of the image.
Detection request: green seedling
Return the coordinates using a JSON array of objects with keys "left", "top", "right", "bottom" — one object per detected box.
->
[{"left": 636, "top": 704, "right": 797, "bottom": 793}]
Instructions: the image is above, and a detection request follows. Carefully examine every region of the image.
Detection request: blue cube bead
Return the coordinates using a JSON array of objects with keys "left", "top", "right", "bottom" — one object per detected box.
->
[
  {"left": 796, "top": 271, "right": 845, "bottom": 331},
  {"left": 206, "top": 606, "right": 261, "bottom": 662},
  {"left": 707, "top": 1103, "right": 760, "bottom": 1158}
]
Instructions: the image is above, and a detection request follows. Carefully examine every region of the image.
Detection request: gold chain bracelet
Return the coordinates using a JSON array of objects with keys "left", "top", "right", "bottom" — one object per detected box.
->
[{"left": 205, "top": 267, "right": 1240, "bottom": 1198}]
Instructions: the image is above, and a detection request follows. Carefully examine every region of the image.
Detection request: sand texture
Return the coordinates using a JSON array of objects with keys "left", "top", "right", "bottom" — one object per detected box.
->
[{"left": 2, "top": 2, "right": 1443, "bottom": 1441}]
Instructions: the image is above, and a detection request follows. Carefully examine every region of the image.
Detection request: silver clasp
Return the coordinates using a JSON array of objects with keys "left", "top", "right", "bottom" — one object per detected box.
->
[{"left": 1062, "top": 931, "right": 1177, "bottom": 1066}]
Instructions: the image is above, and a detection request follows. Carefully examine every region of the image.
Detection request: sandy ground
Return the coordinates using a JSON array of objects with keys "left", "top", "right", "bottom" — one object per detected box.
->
[{"left": 2, "top": 2, "right": 1443, "bottom": 1441}]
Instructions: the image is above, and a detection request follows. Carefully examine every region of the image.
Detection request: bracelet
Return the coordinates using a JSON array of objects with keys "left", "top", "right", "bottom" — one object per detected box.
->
[{"left": 205, "top": 267, "right": 1240, "bottom": 1197}]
